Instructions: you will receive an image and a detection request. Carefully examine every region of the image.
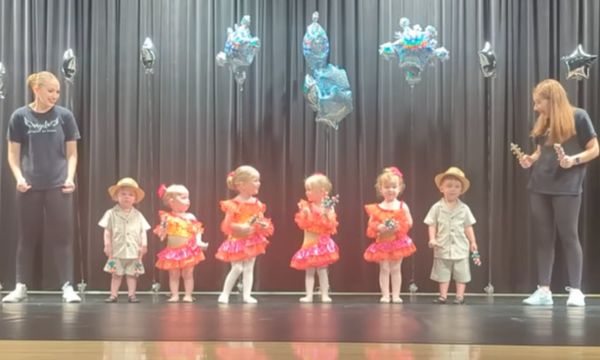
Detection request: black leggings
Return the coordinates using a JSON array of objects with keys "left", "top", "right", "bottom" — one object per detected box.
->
[
  {"left": 16, "top": 188, "right": 75, "bottom": 287},
  {"left": 529, "top": 193, "right": 583, "bottom": 289}
]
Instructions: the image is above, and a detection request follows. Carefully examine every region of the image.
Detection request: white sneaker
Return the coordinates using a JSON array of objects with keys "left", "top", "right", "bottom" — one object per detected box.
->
[
  {"left": 2, "top": 283, "right": 27, "bottom": 303},
  {"left": 523, "top": 287, "right": 553, "bottom": 305},
  {"left": 62, "top": 283, "right": 81, "bottom": 303},
  {"left": 566, "top": 287, "right": 585, "bottom": 307}
]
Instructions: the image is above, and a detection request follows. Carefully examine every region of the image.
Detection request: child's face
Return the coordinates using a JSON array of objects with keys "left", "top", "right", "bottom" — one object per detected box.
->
[
  {"left": 439, "top": 178, "right": 463, "bottom": 201},
  {"left": 169, "top": 191, "right": 190, "bottom": 212},
  {"left": 379, "top": 178, "right": 402, "bottom": 202},
  {"left": 116, "top": 187, "right": 137, "bottom": 209},
  {"left": 306, "top": 185, "right": 328, "bottom": 203},
  {"left": 238, "top": 175, "right": 261, "bottom": 197}
]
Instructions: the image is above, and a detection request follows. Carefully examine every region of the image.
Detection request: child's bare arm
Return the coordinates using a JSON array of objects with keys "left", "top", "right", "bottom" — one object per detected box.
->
[
  {"left": 427, "top": 225, "right": 438, "bottom": 248},
  {"left": 103, "top": 229, "right": 112, "bottom": 257},
  {"left": 402, "top": 203, "right": 413, "bottom": 228},
  {"left": 465, "top": 225, "right": 478, "bottom": 251}
]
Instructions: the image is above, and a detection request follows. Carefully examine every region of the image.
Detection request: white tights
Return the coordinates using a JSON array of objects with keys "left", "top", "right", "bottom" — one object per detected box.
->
[
  {"left": 301, "top": 267, "right": 331, "bottom": 302},
  {"left": 219, "top": 258, "right": 257, "bottom": 303},
  {"left": 379, "top": 259, "right": 402, "bottom": 301}
]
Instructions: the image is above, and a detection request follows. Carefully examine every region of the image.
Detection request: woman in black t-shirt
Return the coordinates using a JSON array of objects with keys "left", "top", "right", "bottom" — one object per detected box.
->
[
  {"left": 2, "top": 71, "right": 82, "bottom": 303},
  {"left": 519, "top": 79, "right": 598, "bottom": 307}
]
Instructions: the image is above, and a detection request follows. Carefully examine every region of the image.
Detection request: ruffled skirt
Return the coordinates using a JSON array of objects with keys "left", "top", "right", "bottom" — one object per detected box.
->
[
  {"left": 290, "top": 235, "right": 339, "bottom": 270},
  {"left": 155, "top": 239, "right": 205, "bottom": 270},
  {"left": 363, "top": 235, "right": 416, "bottom": 262},
  {"left": 215, "top": 234, "right": 269, "bottom": 262}
]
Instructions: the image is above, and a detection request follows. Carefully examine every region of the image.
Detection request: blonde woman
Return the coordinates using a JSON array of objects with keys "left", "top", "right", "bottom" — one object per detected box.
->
[{"left": 519, "top": 79, "right": 598, "bottom": 307}]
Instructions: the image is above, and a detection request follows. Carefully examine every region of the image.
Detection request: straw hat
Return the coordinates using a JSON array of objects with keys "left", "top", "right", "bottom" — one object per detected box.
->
[
  {"left": 434, "top": 167, "right": 470, "bottom": 194},
  {"left": 108, "top": 177, "right": 145, "bottom": 203}
]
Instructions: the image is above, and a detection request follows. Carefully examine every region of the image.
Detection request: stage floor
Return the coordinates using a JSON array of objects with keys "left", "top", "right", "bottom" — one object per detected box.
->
[{"left": 1, "top": 293, "right": 599, "bottom": 346}]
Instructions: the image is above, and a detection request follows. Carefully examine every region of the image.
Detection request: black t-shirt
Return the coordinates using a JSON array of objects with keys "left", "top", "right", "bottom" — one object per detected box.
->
[
  {"left": 7, "top": 105, "right": 81, "bottom": 190},
  {"left": 528, "top": 108, "right": 597, "bottom": 195}
]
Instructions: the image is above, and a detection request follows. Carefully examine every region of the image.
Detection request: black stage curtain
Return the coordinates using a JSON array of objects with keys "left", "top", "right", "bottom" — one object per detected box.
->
[{"left": 1, "top": 0, "right": 599, "bottom": 293}]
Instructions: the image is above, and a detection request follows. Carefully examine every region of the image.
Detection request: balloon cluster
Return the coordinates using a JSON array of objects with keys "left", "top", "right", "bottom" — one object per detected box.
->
[
  {"left": 216, "top": 15, "right": 261, "bottom": 87},
  {"left": 303, "top": 12, "right": 353, "bottom": 130},
  {"left": 379, "top": 17, "right": 449, "bottom": 86}
]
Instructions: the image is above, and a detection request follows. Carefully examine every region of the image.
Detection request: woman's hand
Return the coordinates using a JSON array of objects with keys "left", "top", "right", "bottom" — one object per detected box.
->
[
  {"left": 62, "top": 179, "right": 76, "bottom": 193},
  {"left": 559, "top": 155, "right": 576, "bottom": 169},
  {"left": 16, "top": 178, "right": 31, "bottom": 192},
  {"left": 519, "top": 155, "right": 535, "bottom": 169}
]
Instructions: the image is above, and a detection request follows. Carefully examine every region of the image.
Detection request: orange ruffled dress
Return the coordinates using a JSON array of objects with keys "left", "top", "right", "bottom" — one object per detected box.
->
[
  {"left": 290, "top": 200, "right": 340, "bottom": 270},
  {"left": 153, "top": 211, "right": 205, "bottom": 270},
  {"left": 363, "top": 202, "right": 416, "bottom": 262},
  {"left": 215, "top": 199, "right": 274, "bottom": 262}
]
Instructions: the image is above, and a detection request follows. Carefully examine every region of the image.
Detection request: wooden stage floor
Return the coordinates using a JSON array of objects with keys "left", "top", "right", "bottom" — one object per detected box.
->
[{"left": 1, "top": 293, "right": 600, "bottom": 359}]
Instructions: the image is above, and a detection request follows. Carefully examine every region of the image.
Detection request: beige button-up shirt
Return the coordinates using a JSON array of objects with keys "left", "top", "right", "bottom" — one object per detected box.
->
[
  {"left": 424, "top": 199, "right": 476, "bottom": 260},
  {"left": 99, "top": 206, "right": 151, "bottom": 259}
]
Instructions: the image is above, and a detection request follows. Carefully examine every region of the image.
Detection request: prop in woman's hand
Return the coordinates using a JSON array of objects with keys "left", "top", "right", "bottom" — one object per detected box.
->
[
  {"left": 553, "top": 143, "right": 566, "bottom": 160},
  {"left": 510, "top": 142, "right": 525, "bottom": 160}
]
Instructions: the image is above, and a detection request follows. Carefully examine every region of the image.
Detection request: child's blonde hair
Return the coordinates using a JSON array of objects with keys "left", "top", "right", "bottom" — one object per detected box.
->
[
  {"left": 159, "top": 184, "right": 189, "bottom": 206},
  {"left": 226, "top": 165, "right": 260, "bottom": 191},
  {"left": 27, "top": 71, "right": 59, "bottom": 91},
  {"left": 375, "top": 167, "right": 405, "bottom": 197},
  {"left": 305, "top": 173, "right": 332, "bottom": 193}
]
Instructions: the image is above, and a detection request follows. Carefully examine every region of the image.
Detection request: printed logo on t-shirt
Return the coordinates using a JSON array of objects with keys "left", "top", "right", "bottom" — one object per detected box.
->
[{"left": 24, "top": 117, "right": 60, "bottom": 134}]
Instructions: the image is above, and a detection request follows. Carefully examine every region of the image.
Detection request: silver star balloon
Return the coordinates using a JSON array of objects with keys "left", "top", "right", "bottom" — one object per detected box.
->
[
  {"left": 0, "top": 62, "right": 6, "bottom": 99},
  {"left": 140, "top": 37, "right": 157, "bottom": 74},
  {"left": 562, "top": 44, "right": 597, "bottom": 80},
  {"left": 478, "top": 42, "right": 497, "bottom": 78},
  {"left": 61, "top": 49, "right": 77, "bottom": 83}
]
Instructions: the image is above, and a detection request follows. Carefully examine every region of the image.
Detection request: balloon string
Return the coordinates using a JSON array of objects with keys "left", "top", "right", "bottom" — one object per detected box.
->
[
  {"left": 145, "top": 74, "right": 159, "bottom": 285},
  {"left": 409, "top": 86, "right": 416, "bottom": 284},
  {"left": 486, "top": 77, "right": 493, "bottom": 287},
  {"left": 236, "top": 87, "right": 243, "bottom": 163}
]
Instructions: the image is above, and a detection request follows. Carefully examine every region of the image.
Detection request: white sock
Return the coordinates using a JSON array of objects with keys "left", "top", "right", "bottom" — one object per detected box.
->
[
  {"left": 242, "top": 258, "right": 256, "bottom": 300},
  {"left": 379, "top": 261, "right": 390, "bottom": 299},
  {"left": 221, "top": 262, "right": 243, "bottom": 297}
]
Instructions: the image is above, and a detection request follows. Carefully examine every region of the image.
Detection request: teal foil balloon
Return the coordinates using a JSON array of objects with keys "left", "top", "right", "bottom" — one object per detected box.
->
[
  {"left": 216, "top": 15, "right": 261, "bottom": 86},
  {"left": 379, "top": 17, "right": 449, "bottom": 86},
  {"left": 302, "top": 12, "right": 353, "bottom": 129},
  {"left": 303, "top": 12, "right": 329, "bottom": 70}
]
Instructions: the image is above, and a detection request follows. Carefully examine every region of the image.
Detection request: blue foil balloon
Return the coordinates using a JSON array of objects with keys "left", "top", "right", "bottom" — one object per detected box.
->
[
  {"left": 379, "top": 17, "right": 449, "bottom": 86},
  {"left": 302, "top": 12, "right": 353, "bottom": 129},
  {"left": 216, "top": 15, "right": 261, "bottom": 87}
]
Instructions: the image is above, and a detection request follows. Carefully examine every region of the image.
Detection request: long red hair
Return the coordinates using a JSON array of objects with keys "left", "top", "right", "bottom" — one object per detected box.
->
[{"left": 530, "top": 79, "right": 576, "bottom": 144}]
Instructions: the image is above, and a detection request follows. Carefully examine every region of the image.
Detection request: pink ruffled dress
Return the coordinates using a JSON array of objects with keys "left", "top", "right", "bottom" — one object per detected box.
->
[
  {"left": 363, "top": 202, "right": 416, "bottom": 262},
  {"left": 215, "top": 199, "right": 274, "bottom": 262},
  {"left": 153, "top": 211, "right": 205, "bottom": 270},
  {"left": 290, "top": 200, "right": 340, "bottom": 270}
]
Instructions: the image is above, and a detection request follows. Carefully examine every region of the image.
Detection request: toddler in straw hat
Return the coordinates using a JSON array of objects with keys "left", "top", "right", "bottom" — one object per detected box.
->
[
  {"left": 100, "top": 177, "right": 151, "bottom": 303},
  {"left": 424, "top": 167, "right": 480, "bottom": 305}
]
